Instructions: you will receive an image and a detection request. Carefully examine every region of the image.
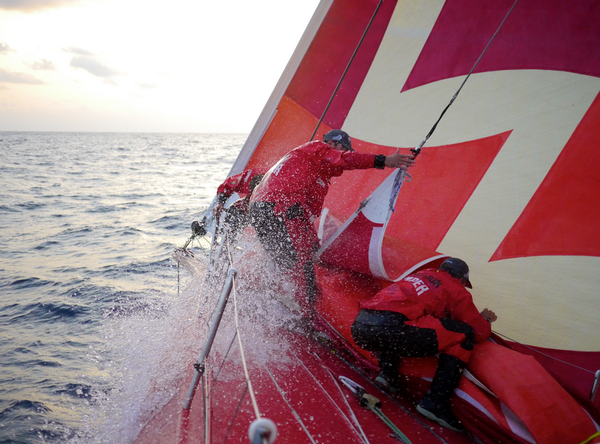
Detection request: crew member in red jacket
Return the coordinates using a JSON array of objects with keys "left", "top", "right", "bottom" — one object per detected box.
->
[
  {"left": 351, "top": 257, "right": 497, "bottom": 432},
  {"left": 214, "top": 167, "right": 267, "bottom": 240},
  {"left": 249, "top": 129, "right": 415, "bottom": 314}
]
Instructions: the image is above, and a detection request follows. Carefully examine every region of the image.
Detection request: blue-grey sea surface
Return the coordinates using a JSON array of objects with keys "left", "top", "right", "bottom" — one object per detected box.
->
[{"left": 0, "top": 132, "right": 242, "bottom": 443}]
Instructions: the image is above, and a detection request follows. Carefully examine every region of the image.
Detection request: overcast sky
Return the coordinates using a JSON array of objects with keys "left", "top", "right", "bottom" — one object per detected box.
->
[{"left": 0, "top": 0, "right": 320, "bottom": 132}]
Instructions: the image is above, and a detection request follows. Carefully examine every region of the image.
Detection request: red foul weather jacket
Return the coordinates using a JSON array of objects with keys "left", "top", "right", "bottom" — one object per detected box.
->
[
  {"left": 360, "top": 269, "right": 491, "bottom": 343},
  {"left": 250, "top": 141, "right": 382, "bottom": 221},
  {"left": 217, "top": 167, "right": 268, "bottom": 203}
]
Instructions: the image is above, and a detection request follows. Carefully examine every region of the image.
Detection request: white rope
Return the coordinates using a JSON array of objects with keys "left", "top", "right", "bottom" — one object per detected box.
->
[
  {"left": 226, "top": 234, "right": 262, "bottom": 420},
  {"left": 231, "top": 274, "right": 262, "bottom": 419}
]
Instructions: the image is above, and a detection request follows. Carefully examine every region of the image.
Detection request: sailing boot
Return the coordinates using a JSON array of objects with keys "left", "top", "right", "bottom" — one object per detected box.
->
[
  {"left": 374, "top": 353, "right": 402, "bottom": 394},
  {"left": 416, "top": 353, "right": 466, "bottom": 432}
]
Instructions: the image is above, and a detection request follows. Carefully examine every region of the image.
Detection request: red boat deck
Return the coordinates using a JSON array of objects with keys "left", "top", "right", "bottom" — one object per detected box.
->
[{"left": 134, "top": 324, "right": 477, "bottom": 444}]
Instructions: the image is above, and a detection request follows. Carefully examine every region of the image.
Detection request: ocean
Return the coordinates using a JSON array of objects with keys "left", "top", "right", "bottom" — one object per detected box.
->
[{"left": 0, "top": 132, "right": 244, "bottom": 443}]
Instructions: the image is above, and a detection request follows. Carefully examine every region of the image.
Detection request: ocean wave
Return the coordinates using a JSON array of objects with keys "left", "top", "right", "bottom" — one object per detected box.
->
[
  {"left": 9, "top": 277, "right": 55, "bottom": 289},
  {"left": 0, "top": 399, "right": 51, "bottom": 416},
  {"left": 15, "top": 201, "right": 46, "bottom": 210},
  {"left": 11, "top": 302, "right": 90, "bottom": 323},
  {"left": 21, "top": 358, "right": 62, "bottom": 368},
  {"left": 34, "top": 240, "right": 60, "bottom": 251},
  {"left": 57, "top": 227, "right": 92, "bottom": 237},
  {"left": 86, "top": 205, "right": 126, "bottom": 214},
  {"left": 149, "top": 215, "right": 183, "bottom": 231},
  {"left": 126, "top": 258, "right": 173, "bottom": 273},
  {"left": 0, "top": 204, "right": 19, "bottom": 213},
  {"left": 150, "top": 215, "right": 178, "bottom": 223},
  {"left": 117, "top": 227, "right": 142, "bottom": 236}
]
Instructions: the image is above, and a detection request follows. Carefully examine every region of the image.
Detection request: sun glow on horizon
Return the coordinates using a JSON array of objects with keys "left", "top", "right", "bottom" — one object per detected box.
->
[{"left": 0, "top": 0, "right": 320, "bottom": 132}]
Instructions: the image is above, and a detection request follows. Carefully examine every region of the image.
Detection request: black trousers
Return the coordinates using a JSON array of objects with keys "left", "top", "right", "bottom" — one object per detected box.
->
[
  {"left": 249, "top": 201, "right": 319, "bottom": 310},
  {"left": 351, "top": 309, "right": 475, "bottom": 370},
  {"left": 352, "top": 310, "right": 438, "bottom": 361},
  {"left": 249, "top": 201, "right": 299, "bottom": 270}
]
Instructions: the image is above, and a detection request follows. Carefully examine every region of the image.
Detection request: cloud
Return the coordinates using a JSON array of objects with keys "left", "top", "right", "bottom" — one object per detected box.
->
[
  {"left": 30, "top": 58, "right": 57, "bottom": 70},
  {"left": 70, "top": 55, "right": 120, "bottom": 78},
  {"left": 0, "top": 42, "right": 13, "bottom": 54},
  {"left": 102, "top": 77, "right": 118, "bottom": 86},
  {"left": 0, "top": 0, "right": 85, "bottom": 12},
  {"left": 137, "top": 81, "right": 158, "bottom": 89},
  {"left": 0, "top": 67, "right": 44, "bottom": 84},
  {"left": 65, "top": 48, "right": 122, "bottom": 81},
  {"left": 63, "top": 46, "right": 95, "bottom": 56}
]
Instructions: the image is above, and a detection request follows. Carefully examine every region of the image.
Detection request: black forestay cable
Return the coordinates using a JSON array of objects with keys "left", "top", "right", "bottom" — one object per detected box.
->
[
  {"left": 309, "top": 0, "right": 384, "bottom": 142},
  {"left": 411, "top": 0, "right": 519, "bottom": 158}
]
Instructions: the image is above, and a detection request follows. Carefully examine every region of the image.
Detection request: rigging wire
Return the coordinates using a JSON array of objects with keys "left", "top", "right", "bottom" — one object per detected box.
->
[
  {"left": 309, "top": 0, "right": 384, "bottom": 142},
  {"left": 313, "top": 335, "right": 452, "bottom": 444},
  {"left": 208, "top": 331, "right": 239, "bottom": 398},
  {"left": 412, "top": 0, "right": 519, "bottom": 157},
  {"left": 263, "top": 364, "right": 318, "bottom": 444},
  {"left": 411, "top": 0, "right": 519, "bottom": 158},
  {"left": 222, "top": 384, "right": 250, "bottom": 444},
  {"left": 339, "top": 376, "right": 412, "bottom": 444},
  {"left": 492, "top": 330, "right": 596, "bottom": 375},
  {"left": 309, "top": 0, "right": 518, "bottom": 150},
  {"left": 322, "top": 368, "right": 371, "bottom": 443},
  {"left": 293, "top": 355, "right": 371, "bottom": 444}
]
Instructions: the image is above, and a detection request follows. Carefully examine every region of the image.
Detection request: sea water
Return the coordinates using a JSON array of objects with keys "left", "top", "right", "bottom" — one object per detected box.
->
[{"left": 0, "top": 132, "right": 243, "bottom": 443}]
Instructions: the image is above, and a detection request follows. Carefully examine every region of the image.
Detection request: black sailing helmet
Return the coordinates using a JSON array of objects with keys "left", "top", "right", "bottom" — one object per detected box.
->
[
  {"left": 324, "top": 129, "right": 353, "bottom": 151},
  {"left": 440, "top": 257, "right": 473, "bottom": 288}
]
